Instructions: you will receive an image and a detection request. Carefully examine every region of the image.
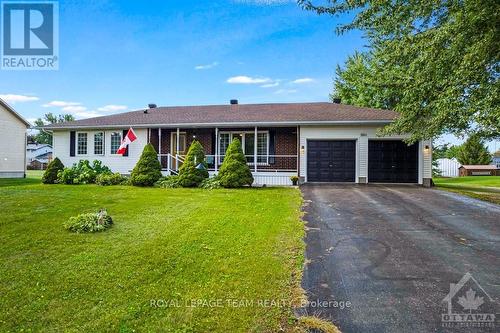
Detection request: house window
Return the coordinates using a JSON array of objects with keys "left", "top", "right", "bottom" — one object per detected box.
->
[
  {"left": 219, "top": 133, "right": 230, "bottom": 158},
  {"left": 257, "top": 132, "right": 268, "bottom": 163},
  {"left": 77, "top": 133, "right": 87, "bottom": 155},
  {"left": 94, "top": 132, "right": 104, "bottom": 155},
  {"left": 110, "top": 132, "right": 122, "bottom": 154},
  {"left": 218, "top": 131, "right": 269, "bottom": 164}
]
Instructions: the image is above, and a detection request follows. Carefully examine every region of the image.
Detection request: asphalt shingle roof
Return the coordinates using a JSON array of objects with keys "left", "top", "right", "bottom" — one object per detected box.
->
[{"left": 43, "top": 102, "right": 398, "bottom": 129}]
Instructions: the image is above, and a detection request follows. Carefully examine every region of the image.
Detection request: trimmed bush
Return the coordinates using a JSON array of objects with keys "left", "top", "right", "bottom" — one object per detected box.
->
[
  {"left": 96, "top": 172, "right": 127, "bottom": 186},
  {"left": 199, "top": 177, "right": 222, "bottom": 189},
  {"left": 42, "top": 157, "right": 64, "bottom": 184},
  {"left": 155, "top": 175, "right": 181, "bottom": 188},
  {"left": 177, "top": 140, "right": 209, "bottom": 187},
  {"left": 130, "top": 143, "right": 162, "bottom": 186},
  {"left": 64, "top": 209, "right": 113, "bottom": 233},
  {"left": 57, "top": 160, "right": 111, "bottom": 185},
  {"left": 218, "top": 138, "right": 253, "bottom": 188}
]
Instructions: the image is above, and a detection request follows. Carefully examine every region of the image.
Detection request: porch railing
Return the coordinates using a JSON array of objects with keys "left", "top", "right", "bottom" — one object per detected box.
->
[{"left": 159, "top": 154, "right": 297, "bottom": 174}]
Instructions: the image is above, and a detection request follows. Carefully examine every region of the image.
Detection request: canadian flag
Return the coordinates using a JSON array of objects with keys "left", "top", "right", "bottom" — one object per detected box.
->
[{"left": 116, "top": 128, "right": 137, "bottom": 155}]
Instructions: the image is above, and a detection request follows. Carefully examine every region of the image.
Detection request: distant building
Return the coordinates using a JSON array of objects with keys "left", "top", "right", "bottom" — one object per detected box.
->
[
  {"left": 436, "top": 158, "right": 461, "bottom": 177},
  {"left": 459, "top": 165, "right": 498, "bottom": 177},
  {"left": 492, "top": 153, "right": 500, "bottom": 169},
  {"left": 26, "top": 143, "right": 53, "bottom": 170}
]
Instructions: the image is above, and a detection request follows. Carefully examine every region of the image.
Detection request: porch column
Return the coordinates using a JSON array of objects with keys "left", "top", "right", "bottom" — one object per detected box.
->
[
  {"left": 254, "top": 126, "right": 258, "bottom": 172},
  {"left": 176, "top": 127, "right": 180, "bottom": 156},
  {"left": 215, "top": 127, "right": 219, "bottom": 172},
  {"left": 158, "top": 128, "right": 162, "bottom": 167}
]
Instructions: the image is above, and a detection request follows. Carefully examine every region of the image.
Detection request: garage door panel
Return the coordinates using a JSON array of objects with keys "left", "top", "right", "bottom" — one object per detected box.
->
[
  {"left": 307, "top": 140, "right": 356, "bottom": 182},
  {"left": 368, "top": 140, "right": 418, "bottom": 183}
]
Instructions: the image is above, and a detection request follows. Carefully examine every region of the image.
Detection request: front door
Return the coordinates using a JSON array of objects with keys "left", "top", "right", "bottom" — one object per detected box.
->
[{"left": 171, "top": 132, "right": 187, "bottom": 169}]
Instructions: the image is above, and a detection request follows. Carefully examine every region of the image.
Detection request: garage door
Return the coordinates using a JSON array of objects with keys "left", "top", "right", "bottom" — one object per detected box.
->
[
  {"left": 368, "top": 140, "right": 418, "bottom": 183},
  {"left": 307, "top": 140, "right": 356, "bottom": 182}
]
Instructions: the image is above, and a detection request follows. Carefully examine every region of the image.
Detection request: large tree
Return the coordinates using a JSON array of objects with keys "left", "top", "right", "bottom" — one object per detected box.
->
[
  {"left": 34, "top": 113, "right": 74, "bottom": 144},
  {"left": 300, "top": 0, "right": 500, "bottom": 142},
  {"left": 456, "top": 136, "right": 492, "bottom": 165}
]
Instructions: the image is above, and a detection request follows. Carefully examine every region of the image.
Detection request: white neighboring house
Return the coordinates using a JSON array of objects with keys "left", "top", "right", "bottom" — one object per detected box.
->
[
  {"left": 0, "top": 98, "right": 30, "bottom": 178},
  {"left": 26, "top": 143, "right": 53, "bottom": 169},
  {"left": 43, "top": 101, "right": 433, "bottom": 186}
]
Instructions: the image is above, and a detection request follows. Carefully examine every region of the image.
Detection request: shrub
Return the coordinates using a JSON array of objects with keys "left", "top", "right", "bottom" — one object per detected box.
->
[
  {"left": 130, "top": 143, "right": 162, "bottom": 186},
  {"left": 199, "top": 177, "right": 222, "bottom": 189},
  {"left": 218, "top": 138, "right": 254, "bottom": 188},
  {"left": 177, "top": 140, "right": 209, "bottom": 187},
  {"left": 57, "top": 160, "right": 112, "bottom": 185},
  {"left": 155, "top": 175, "right": 181, "bottom": 188},
  {"left": 96, "top": 172, "right": 127, "bottom": 186},
  {"left": 64, "top": 209, "right": 113, "bottom": 233},
  {"left": 42, "top": 157, "right": 64, "bottom": 184}
]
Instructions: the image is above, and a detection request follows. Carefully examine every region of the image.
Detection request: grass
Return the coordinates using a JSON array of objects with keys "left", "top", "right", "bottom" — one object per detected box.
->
[
  {"left": 0, "top": 172, "right": 307, "bottom": 332},
  {"left": 434, "top": 176, "right": 500, "bottom": 205}
]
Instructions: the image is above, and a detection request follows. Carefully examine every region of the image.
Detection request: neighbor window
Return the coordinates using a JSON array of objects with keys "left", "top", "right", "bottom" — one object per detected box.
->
[
  {"left": 94, "top": 132, "right": 104, "bottom": 155},
  {"left": 77, "top": 133, "right": 87, "bottom": 155},
  {"left": 110, "top": 132, "right": 122, "bottom": 154}
]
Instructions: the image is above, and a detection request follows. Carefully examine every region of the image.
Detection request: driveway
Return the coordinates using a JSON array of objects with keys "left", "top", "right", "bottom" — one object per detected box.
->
[{"left": 300, "top": 184, "right": 500, "bottom": 333}]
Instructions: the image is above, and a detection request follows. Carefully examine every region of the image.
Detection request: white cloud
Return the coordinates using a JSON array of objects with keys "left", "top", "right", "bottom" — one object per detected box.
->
[
  {"left": 291, "top": 78, "right": 315, "bottom": 84},
  {"left": 0, "top": 94, "right": 39, "bottom": 103},
  {"left": 195, "top": 62, "right": 219, "bottom": 70},
  {"left": 62, "top": 105, "right": 87, "bottom": 113},
  {"left": 42, "top": 100, "right": 81, "bottom": 108},
  {"left": 260, "top": 82, "right": 280, "bottom": 88},
  {"left": 274, "top": 89, "right": 297, "bottom": 95},
  {"left": 97, "top": 104, "right": 128, "bottom": 112},
  {"left": 227, "top": 76, "right": 272, "bottom": 84}
]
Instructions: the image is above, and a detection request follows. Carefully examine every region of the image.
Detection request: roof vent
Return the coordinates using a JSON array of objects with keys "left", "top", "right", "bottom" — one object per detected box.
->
[
  {"left": 143, "top": 109, "right": 148, "bottom": 114},
  {"left": 230, "top": 99, "right": 238, "bottom": 105},
  {"left": 148, "top": 103, "right": 157, "bottom": 109},
  {"left": 332, "top": 98, "right": 341, "bottom": 104}
]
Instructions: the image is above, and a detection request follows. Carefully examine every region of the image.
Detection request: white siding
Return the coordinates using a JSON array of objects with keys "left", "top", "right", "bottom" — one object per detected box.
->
[
  {"left": 0, "top": 104, "right": 26, "bottom": 177},
  {"left": 299, "top": 125, "right": 431, "bottom": 185},
  {"left": 437, "top": 158, "right": 461, "bottom": 177},
  {"left": 53, "top": 129, "right": 148, "bottom": 174}
]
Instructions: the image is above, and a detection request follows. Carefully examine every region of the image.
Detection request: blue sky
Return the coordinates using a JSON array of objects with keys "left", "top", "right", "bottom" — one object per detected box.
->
[{"left": 1, "top": 0, "right": 497, "bottom": 151}]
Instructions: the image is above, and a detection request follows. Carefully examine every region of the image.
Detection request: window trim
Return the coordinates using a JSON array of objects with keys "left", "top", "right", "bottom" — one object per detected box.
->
[
  {"left": 76, "top": 132, "right": 88, "bottom": 156},
  {"left": 94, "top": 132, "right": 105, "bottom": 156},
  {"left": 110, "top": 131, "right": 123, "bottom": 155},
  {"left": 218, "top": 130, "right": 270, "bottom": 165}
]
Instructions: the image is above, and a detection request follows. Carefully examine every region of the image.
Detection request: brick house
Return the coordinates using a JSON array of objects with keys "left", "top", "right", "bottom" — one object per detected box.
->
[{"left": 43, "top": 101, "right": 433, "bottom": 186}]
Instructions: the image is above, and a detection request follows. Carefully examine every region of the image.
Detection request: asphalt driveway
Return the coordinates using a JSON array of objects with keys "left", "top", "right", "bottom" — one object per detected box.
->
[{"left": 300, "top": 184, "right": 500, "bottom": 333}]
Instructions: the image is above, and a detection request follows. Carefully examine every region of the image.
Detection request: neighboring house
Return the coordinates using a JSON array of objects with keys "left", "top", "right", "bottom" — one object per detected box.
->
[
  {"left": 0, "top": 98, "right": 30, "bottom": 178},
  {"left": 26, "top": 143, "right": 53, "bottom": 169},
  {"left": 43, "top": 101, "right": 433, "bottom": 186},
  {"left": 492, "top": 154, "right": 500, "bottom": 169},
  {"left": 436, "top": 158, "right": 461, "bottom": 177},
  {"left": 459, "top": 165, "right": 499, "bottom": 177}
]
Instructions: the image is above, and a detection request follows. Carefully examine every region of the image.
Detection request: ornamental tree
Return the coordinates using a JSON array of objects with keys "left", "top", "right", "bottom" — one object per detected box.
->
[
  {"left": 130, "top": 143, "right": 162, "bottom": 186},
  {"left": 218, "top": 138, "right": 253, "bottom": 188},
  {"left": 177, "top": 140, "right": 209, "bottom": 187},
  {"left": 42, "top": 157, "right": 64, "bottom": 184}
]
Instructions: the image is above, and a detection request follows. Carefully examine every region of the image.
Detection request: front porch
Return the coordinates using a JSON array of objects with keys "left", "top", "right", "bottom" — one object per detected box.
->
[{"left": 147, "top": 126, "right": 299, "bottom": 185}]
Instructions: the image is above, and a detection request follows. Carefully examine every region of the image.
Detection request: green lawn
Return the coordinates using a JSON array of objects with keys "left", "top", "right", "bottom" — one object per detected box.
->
[
  {"left": 434, "top": 176, "right": 500, "bottom": 204},
  {"left": 0, "top": 173, "right": 305, "bottom": 332}
]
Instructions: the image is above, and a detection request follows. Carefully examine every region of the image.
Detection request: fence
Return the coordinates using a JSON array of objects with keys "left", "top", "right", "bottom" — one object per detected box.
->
[{"left": 436, "top": 158, "right": 461, "bottom": 177}]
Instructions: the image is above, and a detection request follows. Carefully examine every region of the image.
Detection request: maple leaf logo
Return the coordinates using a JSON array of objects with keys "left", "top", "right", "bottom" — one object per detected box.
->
[{"left": 458, "top": 288, "right": 484, "bottom": 312}]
